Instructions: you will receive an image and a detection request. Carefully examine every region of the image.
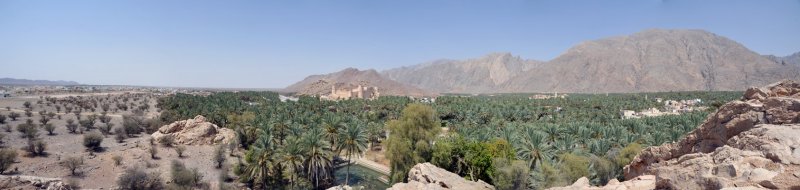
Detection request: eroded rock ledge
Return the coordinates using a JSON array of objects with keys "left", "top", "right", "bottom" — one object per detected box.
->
[{"left": 387, "top": 163, "right": 495, "bottom": 190}]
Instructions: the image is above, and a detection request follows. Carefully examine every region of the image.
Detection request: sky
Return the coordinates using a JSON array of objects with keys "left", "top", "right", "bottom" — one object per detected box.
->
[{"left": 1, "top": 0, "right": 799, "bottom": 88}]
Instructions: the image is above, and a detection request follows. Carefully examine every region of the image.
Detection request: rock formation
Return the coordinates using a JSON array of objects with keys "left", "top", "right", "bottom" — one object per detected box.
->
[
  {"left": 621, "top": 80, "right": 800, "bottom": 189},
  {"left": 151, "top": 115, "right": 235, "bottom": 145},
  {"left": 546, "top": 175, "right": 656, "bottom": 190},
  {"left": 0, "top": 175, "right": 72, "bottom": 190},
  {"left": 387, "top": 163, "right": 495, "bottom": 190}
]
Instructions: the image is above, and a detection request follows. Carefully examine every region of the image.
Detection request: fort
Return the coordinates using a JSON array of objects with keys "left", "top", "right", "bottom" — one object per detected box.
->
[{"left": 323, "top": 83, "right": 380, "bottom": 100}]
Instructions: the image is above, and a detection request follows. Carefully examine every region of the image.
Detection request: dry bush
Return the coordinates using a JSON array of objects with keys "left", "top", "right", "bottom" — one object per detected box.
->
[
  {"left": 117, "top": 166, "right": 164, "bottom": 190},
  {"left": 0, "top": 148, "right": 17, "bottom": 174},
  {"left": 63, "top": 156, "right": 83, "bottom": 176},
  {"left": 83, "top": 132, "right": 104, "bottom": 152}
]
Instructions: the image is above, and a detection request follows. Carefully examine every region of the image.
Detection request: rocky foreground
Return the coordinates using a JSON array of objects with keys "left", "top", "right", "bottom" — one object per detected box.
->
[
  {"left": 554, "top": 80, "right": 800, "bottom": 189},
  {"left": 387, "top": 163, "right": 495, "bottom": 190}
]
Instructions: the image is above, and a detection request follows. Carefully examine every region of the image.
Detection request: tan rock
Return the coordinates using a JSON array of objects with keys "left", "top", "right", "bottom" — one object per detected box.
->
[
  {"left": 151, "top": 115, "right": 235, "bottom": 145},
  {"left": 387, "top": 163, "right": 494, "bottom": 190},
  {"left": 620, "top": 80, "right": 800, "bottom": 189},
  {"left": 0, "top": 175, "right": 72, "bottom": 190}
]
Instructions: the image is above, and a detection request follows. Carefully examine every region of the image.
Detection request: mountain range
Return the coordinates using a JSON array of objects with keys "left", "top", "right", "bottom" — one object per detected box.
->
[
  {"left": 0, "top": 78, "right": 81, "bottom": 86},
  {"left": 285, "top": 29, "right": 800, "bottom": 95}
]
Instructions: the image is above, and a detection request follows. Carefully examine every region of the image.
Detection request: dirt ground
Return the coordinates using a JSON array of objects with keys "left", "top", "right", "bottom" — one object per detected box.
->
[{"left": 0, "top": 92, "right": 237, "bottom": 189}]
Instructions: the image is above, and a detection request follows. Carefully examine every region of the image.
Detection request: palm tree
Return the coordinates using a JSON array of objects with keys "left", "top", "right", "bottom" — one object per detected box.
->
[
  {"left": 302, "top": 127, "right": 333, "bottom": 189},
  {"left": 337, "top": 124, "right": 367, "bottom": 186},
  {"left": 241, "top": 131, "right": 276, "bottom": 188},
  {"left": 516, "top": 128, "right": 552, "bottom": 170},
  {"left": 280, "top": 136, "right": 305, "bottom": 189}
]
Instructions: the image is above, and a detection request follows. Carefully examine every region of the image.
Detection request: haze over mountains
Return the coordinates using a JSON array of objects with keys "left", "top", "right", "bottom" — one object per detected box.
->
[
  {"left": 0, "top": 78, "right": 81, "bottom": 86},
  {"left": 287, "top": 29, "right": 800, "bottom": 95}
]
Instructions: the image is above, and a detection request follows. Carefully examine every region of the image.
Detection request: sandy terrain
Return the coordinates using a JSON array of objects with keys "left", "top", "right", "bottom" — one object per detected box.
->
[{"left": 0, "top": 92, "right": 236, "bottom": 189}]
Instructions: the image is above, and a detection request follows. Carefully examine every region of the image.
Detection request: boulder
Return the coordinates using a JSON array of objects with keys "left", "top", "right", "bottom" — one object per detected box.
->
[
  {"left": 151, "top": 115, "right": 235, "bottom": 145},
  {"left": 620, "top": 80, "right": 800, "bottom": 189},
  {"left": 387, "top": 163, "right": 495, "bottom": 190}
]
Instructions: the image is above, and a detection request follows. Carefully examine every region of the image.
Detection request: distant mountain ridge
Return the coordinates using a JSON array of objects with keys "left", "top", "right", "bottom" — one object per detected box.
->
[
  {"left": 382, "top": 53, "right": 542, "bottom": 93},
  {"left": 764, "top": 51, "right": 800, "bottom": 65},
  {"left": 0, "top": 78, "right": 81, "bottom": 86},
  {"left": 288, "top": 29, "right": 800, "bottom": 95}
]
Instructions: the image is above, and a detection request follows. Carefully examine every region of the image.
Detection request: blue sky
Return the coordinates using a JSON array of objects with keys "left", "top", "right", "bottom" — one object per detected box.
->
[{"left": 1, "top": 0, "right": 799, "bottom": 88}]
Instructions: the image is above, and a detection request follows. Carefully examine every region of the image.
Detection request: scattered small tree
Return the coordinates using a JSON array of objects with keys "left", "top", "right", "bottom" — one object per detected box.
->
[
  {"left": 0, "top": 114, "right": 5, "bottom": 124},
  {"left": 44, "top": 123, "right": 56, "bottom": 135},
  {"left": 65, "top": 119, "right": 79, "bottom": 134},
  {"left": 114, "top": 127, "right": 126, "bottom": 143},
  {"left": 39, "top": 116, "right": 50, "bottom": 125},
  {"left": 100, "top": 123, "right": 114, "bottom": 136},
  {"left": 63, "top": 156, "right": 84, "bottom": 176},
  {"left": 24, "top": 110, "right": 32, "bottom": 117},
  {"left": 213, "top": 145, "right": 225, "bottom": 168},
  {"left": 8, "top": 112, "right": 19, "bottom": 121},
  {"left": 47, "top": 112, "right": 56, "bottom": 119},
  {"left": 117, "top": 166, "right": 164, "bottom": 190},
  {"left": 23, "top": 101, "right": 31, "bottom": 109},
  {"left": 175, "top": 145, "right": 186, "bottom": 158},
  {"left": 83, "top": 132, "right": 104, "bottom": 152},
  {"left": 17, "top": 123, "right": 39, "bottom": 139},
  {"left": 0, "top": 148, "right": 17, "bottom": 174},
  {"left": 170, "top": 160, "right": 203, "bottom": 188},
  {"left": 25, "top": 139, "right": 46, "bottom": 156}
]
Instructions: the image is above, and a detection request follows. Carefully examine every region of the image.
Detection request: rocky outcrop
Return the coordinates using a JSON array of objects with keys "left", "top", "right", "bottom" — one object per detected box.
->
[
  {"left": 547, "top": 175, "right": 656, "bottom": 190},
  {"left": 151, "top": 115, "right": 235, "bottom": 145},
  {"left": 387, "top": 163, "right": 495, "bottom": 190},
  {"left": 622, "top": 80, "right": 800, "bottom": 189},
  {"left": 0, "top": 175, "right": 72, "bottom": 190}
]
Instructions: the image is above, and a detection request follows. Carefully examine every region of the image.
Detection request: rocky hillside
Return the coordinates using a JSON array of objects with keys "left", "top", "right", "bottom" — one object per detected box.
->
[
  {"left": 614, "top": 80, "right": 800, "bottom": 189},
  {"left": 503, "top": 29, "right": 800, "bottom": 93},
  {"left": 765, "top": 51, "right": 800, "bottom": 65},
  {"left": 382, "top": 53, "right": 542, "bottom": 93},
  {"left": 284, "top": 68, "right": 433, "bottom": 97}
]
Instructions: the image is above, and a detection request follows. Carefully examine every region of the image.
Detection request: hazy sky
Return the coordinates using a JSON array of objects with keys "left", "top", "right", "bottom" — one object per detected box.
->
[{"left": 2, "top": 0, "right": 799, "bottom": 88}]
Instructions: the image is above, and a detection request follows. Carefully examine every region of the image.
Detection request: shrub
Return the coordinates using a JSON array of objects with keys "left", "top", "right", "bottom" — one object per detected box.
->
[
  {"left": 615, "top": 143, "right": 642, "bottom": 167},
  {"left": 158, "top": 135, "right": 174, "bottom": 147},
  {"left": 33, "top": 140, "right": 47, "bottom": 156},
  {"left": 23, "top": 101, "right": 31, "bottom": 109},
  {"left": 559, "top": 153, "right": 590, "bottom": 183},
  {"left": 492, "top": 159, "right": 529, "bottom": 190},
  {"left": 63, "top": 156, "right": 83, "bottom": 176},
  {"left": 100, "top": 123, "right": 114, "bottom": 136},
  {"left": 114, "top": 127, "right": 126, "bottom": 143},
  {"left": 65, "top": 119, "right": 79, "bottom": 134},
  {"left": 0, "top": 114, "right": 5, "bottom": 124},
  {"left": 24, "top": 110, "right": 32, "bottom": 117},
  {"left": 8, "top": 112, "right": 19, "bottom": 121},
  {"left": 214, "top": 145, "right": 225, "bottom": 168},
  {"left": 170, "top": 160, "right": 203, "bottom": 188},
  {"left": 117, "top": 166, "right": 164, "bottom": 190},
  {"left": 112, "top": 155, "right": 123, "bottom": 166},
  {"left": 0, "top": 148, "right": 17, "bottom": 174},
  {"left": 17, "top": 123, "right": 39, "bottom": 139},
  {"left": 39, "top": 116, "right": 49, "bottom": 125},
  {"left": 44, "top": 123, "right": 56, "bottom": 135},
  {"left": 79, "top": 118, "right": 96, "bottom": 131},
  {"left": 83, "top": 132, "right": 104, "bottom": 152},
  {"left": 175, "top": 145, "right": 186, "bottom": 158}
]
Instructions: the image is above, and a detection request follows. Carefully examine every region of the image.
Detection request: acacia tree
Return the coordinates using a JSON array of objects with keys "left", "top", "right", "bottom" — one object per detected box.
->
[{"left": 385, "top": 104, "right": 440, "bottom": 183}]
